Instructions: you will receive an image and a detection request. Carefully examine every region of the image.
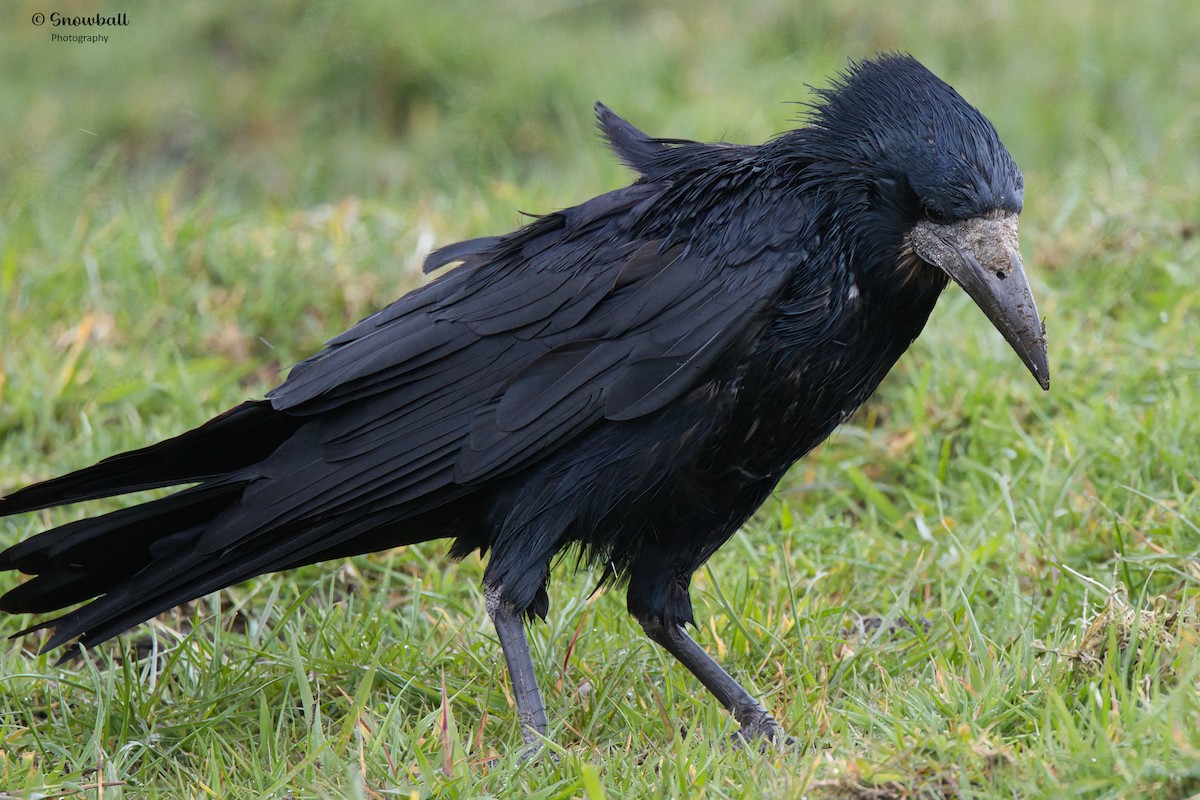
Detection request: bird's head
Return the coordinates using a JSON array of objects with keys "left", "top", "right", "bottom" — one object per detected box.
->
[{"left": 802, "top": 54, "right": 1048, "bottom": 390}]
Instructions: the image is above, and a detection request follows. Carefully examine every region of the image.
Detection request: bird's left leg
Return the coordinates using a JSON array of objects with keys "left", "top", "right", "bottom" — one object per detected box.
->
[
  {"left": 486, "top": 584, "right": 549, "bottom": 758},
  {"left": 640, "top": 615, "right": 785, "bottom": 744}
]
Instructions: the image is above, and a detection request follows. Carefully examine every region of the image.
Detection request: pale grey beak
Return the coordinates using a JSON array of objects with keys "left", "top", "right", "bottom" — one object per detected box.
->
[{"left": 911, "top": 213, "right": 1049, "bottom": 390}]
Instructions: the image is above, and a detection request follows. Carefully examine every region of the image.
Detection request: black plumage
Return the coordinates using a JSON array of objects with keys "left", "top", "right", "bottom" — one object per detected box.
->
[{"left": 0, "top": 55, "right": 1047, "bottom": 750}]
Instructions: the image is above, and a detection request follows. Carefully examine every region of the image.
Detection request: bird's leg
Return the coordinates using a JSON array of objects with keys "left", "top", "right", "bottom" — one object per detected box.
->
[
  {"left": 486, "top": 585, "right": 548, "bottom": 758},
  {"left": 640, "top": 618, "right": 785, "bottom": 744}
]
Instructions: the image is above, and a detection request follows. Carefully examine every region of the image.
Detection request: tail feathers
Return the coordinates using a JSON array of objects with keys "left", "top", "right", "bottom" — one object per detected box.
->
[
  {"left": 19, "top": 505, "right": 441, "bottom": 655},
  {"left": 0, "top": 400, "right": 299, "bottom": 517},
  {"left": 0, "top": 481, "right": 246, "bottom": 615},
  {"left": 27, "top": 515, "right": 327, "bottom": 654}
]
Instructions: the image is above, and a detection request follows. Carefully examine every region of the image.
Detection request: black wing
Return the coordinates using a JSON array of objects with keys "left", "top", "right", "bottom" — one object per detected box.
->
[
  {"left": 17, "top": 131, "right": 820, "bottom": 649},
  {"left": 231, "top": 169, "right": 811, "bottom": 554}
]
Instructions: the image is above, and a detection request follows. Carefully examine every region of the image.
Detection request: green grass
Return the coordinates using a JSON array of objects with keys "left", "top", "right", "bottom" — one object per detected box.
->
[{"left": 2, "top": 1, "right": 1199, "bottom": 797}]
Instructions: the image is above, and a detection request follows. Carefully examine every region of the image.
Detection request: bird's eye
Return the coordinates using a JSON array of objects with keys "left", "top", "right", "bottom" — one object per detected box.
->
[{"left": 923, "top": 204, "right": 953, "bottom": 225}]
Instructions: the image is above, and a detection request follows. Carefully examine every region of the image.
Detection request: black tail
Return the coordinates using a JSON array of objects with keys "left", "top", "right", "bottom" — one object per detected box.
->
[
  {"left": 0, "top": 400, "right": 302, "bottom": 634},
  {"left": 1, "top": 481, "right": 247, "bottom": 614},
  {"left": 0, "top": 400, "right": 297, "bottom": 516}
]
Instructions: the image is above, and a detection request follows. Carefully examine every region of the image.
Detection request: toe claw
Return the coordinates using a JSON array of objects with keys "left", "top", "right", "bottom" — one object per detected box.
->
[{"left": 730, "top": 714, "right": 797, "bottom": 751}]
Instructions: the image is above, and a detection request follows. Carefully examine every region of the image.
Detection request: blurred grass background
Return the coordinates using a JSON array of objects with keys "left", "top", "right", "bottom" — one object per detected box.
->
[{"left": 1, "top": 1, "right": 1198, "bottom": 797}]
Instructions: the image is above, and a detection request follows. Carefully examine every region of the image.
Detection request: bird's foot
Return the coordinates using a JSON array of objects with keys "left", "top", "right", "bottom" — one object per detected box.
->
[
  {"left": 515, "top": 729, "right": 560, "bottom": 764},
  {"left": 516, "top": 743, "right": 548, "bottom": 763},
  {"left": 851, "top": 614, "right": 932, "bottom": 639},
  {"left": 484, "top": 737, "right": 559, "bottom": 768},
  {"left": 730, "top": 711, "right": 797, "bottom": 751}
]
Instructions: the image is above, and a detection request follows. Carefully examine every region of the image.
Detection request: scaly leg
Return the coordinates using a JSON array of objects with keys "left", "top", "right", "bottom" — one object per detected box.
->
[
  {"left": 486, "top": 585, "right": 549, "bottom": 757},
  {"left": 641, "top": 618, "right": 785, "bottom": 743}
]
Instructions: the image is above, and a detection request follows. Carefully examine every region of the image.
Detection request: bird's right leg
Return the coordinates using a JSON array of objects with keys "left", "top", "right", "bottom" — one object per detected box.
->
[
  {"left": 486, "top": 584, "right": 549, "bottom": 758},
  {"left": 640, "top": 615, "right": 785, "bottom": 744},
  {"left": 630, "top": 574, "right": 788, "bottom": 745}
]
